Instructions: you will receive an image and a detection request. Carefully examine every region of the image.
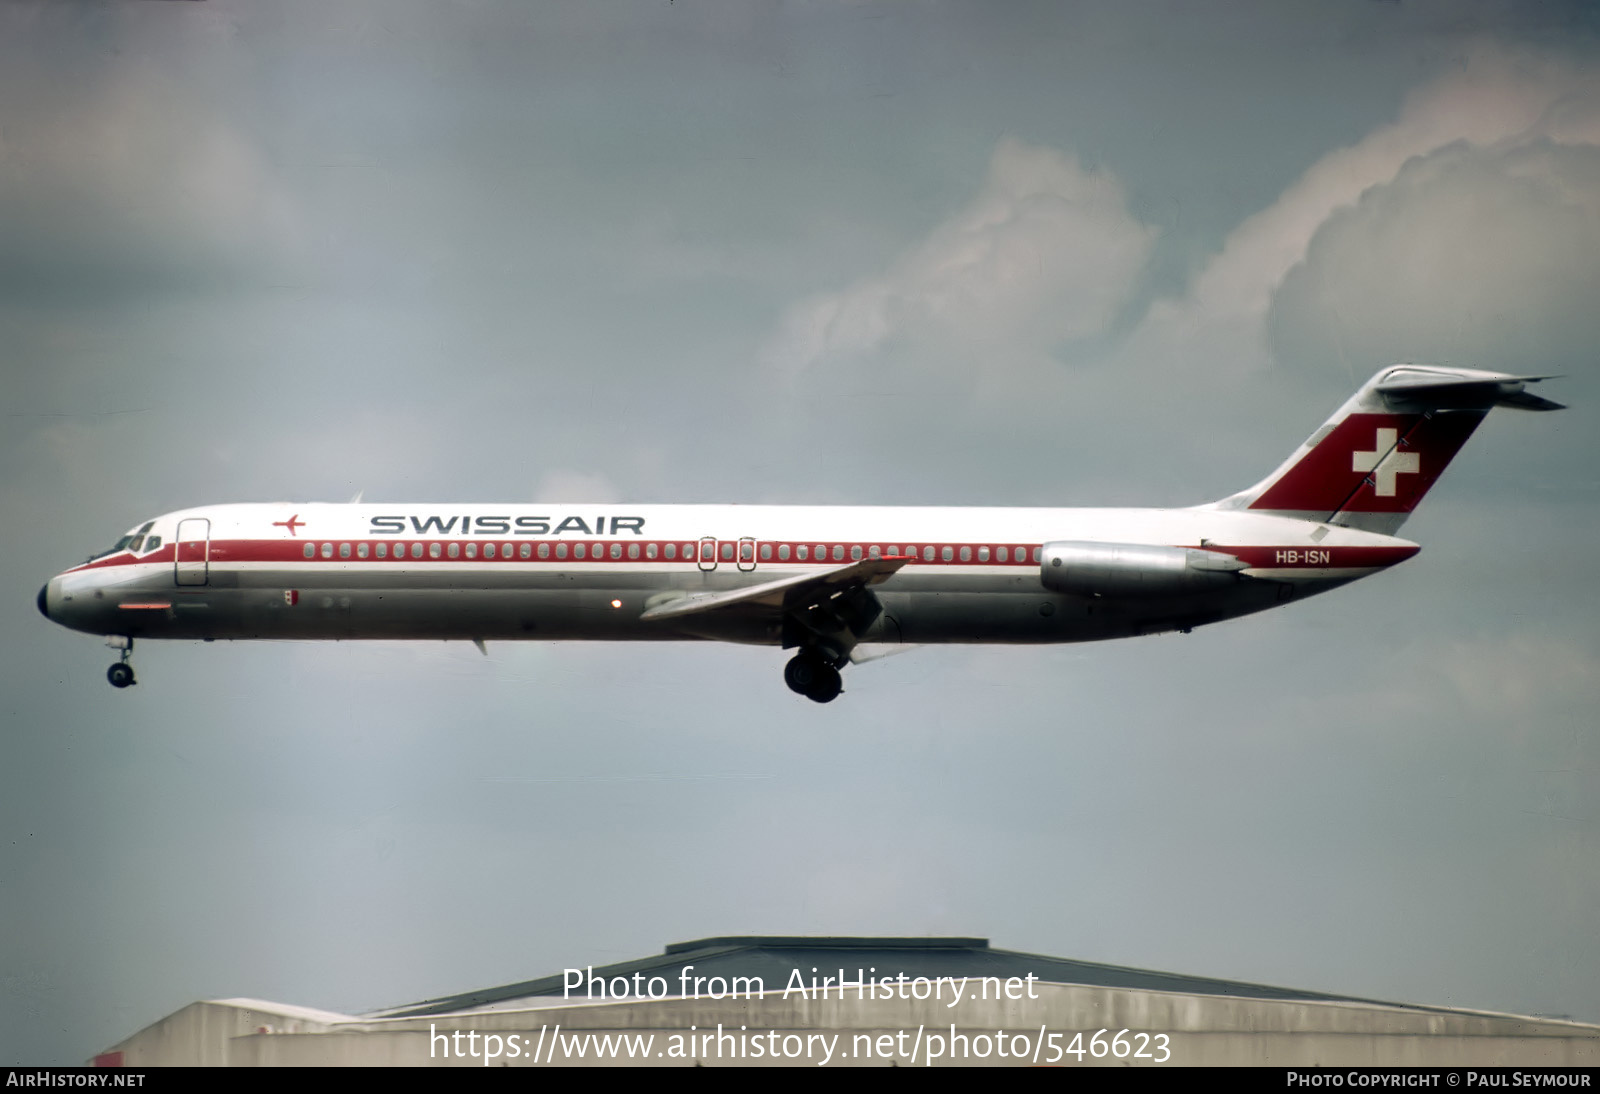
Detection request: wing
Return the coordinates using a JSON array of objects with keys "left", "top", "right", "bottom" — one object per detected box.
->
[{"left": 639, "top": 555, "right": 912, "bottom": 623}]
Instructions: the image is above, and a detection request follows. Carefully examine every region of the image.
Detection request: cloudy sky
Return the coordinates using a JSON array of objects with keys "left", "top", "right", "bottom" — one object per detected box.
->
[{"left": 4, "top": 0, "right": 1599, "bottom": 1064}]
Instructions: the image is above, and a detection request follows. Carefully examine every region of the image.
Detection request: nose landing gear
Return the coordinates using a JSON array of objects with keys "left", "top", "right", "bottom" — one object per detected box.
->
[
  {"left": 784, "top": 650, "right": 842, "bottom": 704},
  {"left": 106, "top": 638, "right": 136, "bottom": 689}
]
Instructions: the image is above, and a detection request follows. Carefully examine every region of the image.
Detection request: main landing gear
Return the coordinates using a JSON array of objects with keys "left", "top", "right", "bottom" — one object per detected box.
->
[
  {"left": 784, "top": 651, "right": 843, "bottom": 704},
  {"left": 106, "top": 637, "right": 136, "bottom": 689}
]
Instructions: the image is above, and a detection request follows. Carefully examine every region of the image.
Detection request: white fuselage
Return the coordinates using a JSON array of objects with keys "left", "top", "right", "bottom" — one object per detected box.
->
[{"left": 40, "top": 501, "right": 1417, "bottom": 649}]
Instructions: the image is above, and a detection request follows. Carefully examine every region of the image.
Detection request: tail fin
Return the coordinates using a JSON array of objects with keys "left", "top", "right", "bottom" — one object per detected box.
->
[{"left": 1211, "top": 365, "right": 1563, "bottom": 534}]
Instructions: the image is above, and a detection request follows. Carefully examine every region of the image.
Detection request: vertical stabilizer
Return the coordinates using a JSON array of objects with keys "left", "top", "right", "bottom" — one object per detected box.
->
[{"left": 1209, "top": 365, "right": 1562, "bottom": 535}]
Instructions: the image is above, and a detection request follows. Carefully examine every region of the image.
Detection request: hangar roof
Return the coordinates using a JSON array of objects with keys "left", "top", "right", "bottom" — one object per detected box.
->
[{"left": 374, "top": 935, "right": 1421, "bottom": 1019}]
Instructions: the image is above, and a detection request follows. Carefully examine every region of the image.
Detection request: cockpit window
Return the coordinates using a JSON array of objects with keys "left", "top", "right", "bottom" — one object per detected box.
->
[
  {"left": 89, "top": 521, "right": 156, "bottom": 561},
  {"left": 93, "top": 535, "right": 135, "bottom": 560}
]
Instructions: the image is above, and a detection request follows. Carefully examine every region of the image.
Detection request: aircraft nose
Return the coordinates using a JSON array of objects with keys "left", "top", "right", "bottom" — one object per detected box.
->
[{"left": 37, "top": 583, "right": 49, "bottom": 619}]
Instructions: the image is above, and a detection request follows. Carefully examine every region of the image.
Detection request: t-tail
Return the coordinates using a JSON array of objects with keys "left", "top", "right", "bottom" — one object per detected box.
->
[{"left": 1210, "top": 365, "right": 1564, "bottom": 535}]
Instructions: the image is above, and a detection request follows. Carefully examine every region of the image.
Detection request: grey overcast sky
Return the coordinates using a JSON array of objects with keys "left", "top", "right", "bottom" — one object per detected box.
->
[{"left": 4, "top": 0, "right": 1599, "bottom": 1065}]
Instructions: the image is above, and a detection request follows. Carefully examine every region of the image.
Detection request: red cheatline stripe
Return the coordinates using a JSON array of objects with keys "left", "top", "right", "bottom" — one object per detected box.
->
[{"left": 1208, "top": 545, "right": 1419, "bottom": 568}]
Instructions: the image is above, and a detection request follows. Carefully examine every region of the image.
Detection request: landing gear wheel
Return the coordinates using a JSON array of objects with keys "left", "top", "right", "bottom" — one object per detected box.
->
[
  {"left": 805, "top": 664, "right": 842, "bottom": 704},
  {"left": 784, "top": 653, "right": 821, "bottom": 695},
  {"left": 784, "top": 653, "right": 843, "bottom": 703},
  {"left": 107, "top": 662, "right": 136, "bottom": 689}
]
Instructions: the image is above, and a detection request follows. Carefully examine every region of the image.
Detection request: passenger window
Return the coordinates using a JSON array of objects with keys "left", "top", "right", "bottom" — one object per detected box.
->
[
  {"left": 538, "top": 543, "right": 550, "bottom": 559},
  {"left": 760, "top": 544, "right": 771, "bottom": 561},
  {"left": 887, "top": 545, "right": 899, "bottom": 557},
  {"left": 850, "top": 545, "right": 862, "bottom": 561},
  {"left": 778, "top": 544, "right": 790, "bottom": 561},
  {"left": 411, "top": 543, "right": 424, "bottom": 559},
  {"left": 941, "top": 546, "right": 953, "bottom": 562},
  {"left": 376, "top": 543, "right": 388, "bottom": 559},
  {"left": 303, "top": 543, "right": 315, "bottom": 559},
  {"left": 339, "top": 543, "right": 351, "bottom": 559},
  {"left": 684, "top": 542, "right": 695, "bottom": 557},
  {"left": 720, "top": 542, "right": 734, "bottom": 561},
  {"left": 504, "top": 542, "right": 514, "bottom": 558},
  {"left": 556, "top": 543, "right": 568, "bottom": 559},
  {"left": 358, "top": 543, "right": 370, "bottom": 559},
  {"left": 740, "top": 542, "right": 753, "bottom": 562},
  {"left": 575, "top": 544, "right": 587, "bottom": 560},
  {"left": 996, "top": 546, "right": 1008, "bottom": 562},
  {"left": 664, "top": 543, "right": 676, "bottom": 560},
  {"left": 520, "top": 543, "right": 532, "bottom": 559},
  {"left": 959, "top": 546, "right": 971, "bottom": 562},
  {"left": 465, "top": 543, "right": 476, "bottom": 559},
  {"left": 321, "top": 543, "right": 333, "bottom": 559},
  {"left": 815, "top": 544, "right": 826, "bottom": 559},
  {"left": 448, "top": 543, "right": 460, "bottom": 558},
  {"left": 429, "top": 543, "right": 442, "bottom": 559},
  {"left": 485, "top": 543, "right": 496, "bottom": 559},
  {"left": 868, "top": 545, "right": 880, "bottom": 559},
  {"left": 611, "top": 543, "right": 623, "bottom": 560},
  {"left": 1032, "top": 547, "right": 1041, "bottom": 563},
  {"left": 647, "top": 543, "right": 658, "bottom": 559},
  {"left": 628, "top": 543, "right": 639, "bottom": 560},
  {"left": 978, "top": 546, "right": 989, "bottom": 562},
  {"left": 797, "top": 545, "right": 808, "bottom": 561}
]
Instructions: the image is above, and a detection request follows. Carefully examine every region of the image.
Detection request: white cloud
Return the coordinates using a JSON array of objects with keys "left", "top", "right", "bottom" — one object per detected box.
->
[
  {"left": 759, "top": 44, "right": 1600, "bottom": 394},
  {"left": 762, "top": 137, "right": 1156, "bottom": 376},
  {"left": 1266, "top": 139, "right": 1600, "bottom": 379},
  {"left": 1199, "top": 46, "right": 1577, "bottom": 319},
  {"left": 1125, "top": 43, "right": 1600, "bottom": 379}
]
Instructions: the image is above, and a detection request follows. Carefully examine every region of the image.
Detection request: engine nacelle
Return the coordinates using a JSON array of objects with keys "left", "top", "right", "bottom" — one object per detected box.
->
[{"left": 1039, "top": 541, "right": 1248, "bottom": 597}]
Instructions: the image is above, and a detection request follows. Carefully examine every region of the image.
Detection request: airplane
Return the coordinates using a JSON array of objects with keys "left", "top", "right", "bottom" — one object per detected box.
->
[{"left": 37, "top": 364, "right": 1562, "bottom": 703}]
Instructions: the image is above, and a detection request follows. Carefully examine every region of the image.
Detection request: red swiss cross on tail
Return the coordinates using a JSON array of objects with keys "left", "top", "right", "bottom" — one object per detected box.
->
[
  {"left": 1207, "top": 365, "right": 1562, "bottom": 536},
  {"left": 273, "top": 514, "right": 305, "bottom": 536}
]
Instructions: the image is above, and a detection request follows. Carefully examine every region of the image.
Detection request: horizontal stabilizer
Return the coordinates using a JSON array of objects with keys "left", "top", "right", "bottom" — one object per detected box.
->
[
  {"left": 1495, "top": 390, "right": 1566, "bottom": 412},
  {"left": 1374, "top": 369, "right": 1564, "bottom": 412}
]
